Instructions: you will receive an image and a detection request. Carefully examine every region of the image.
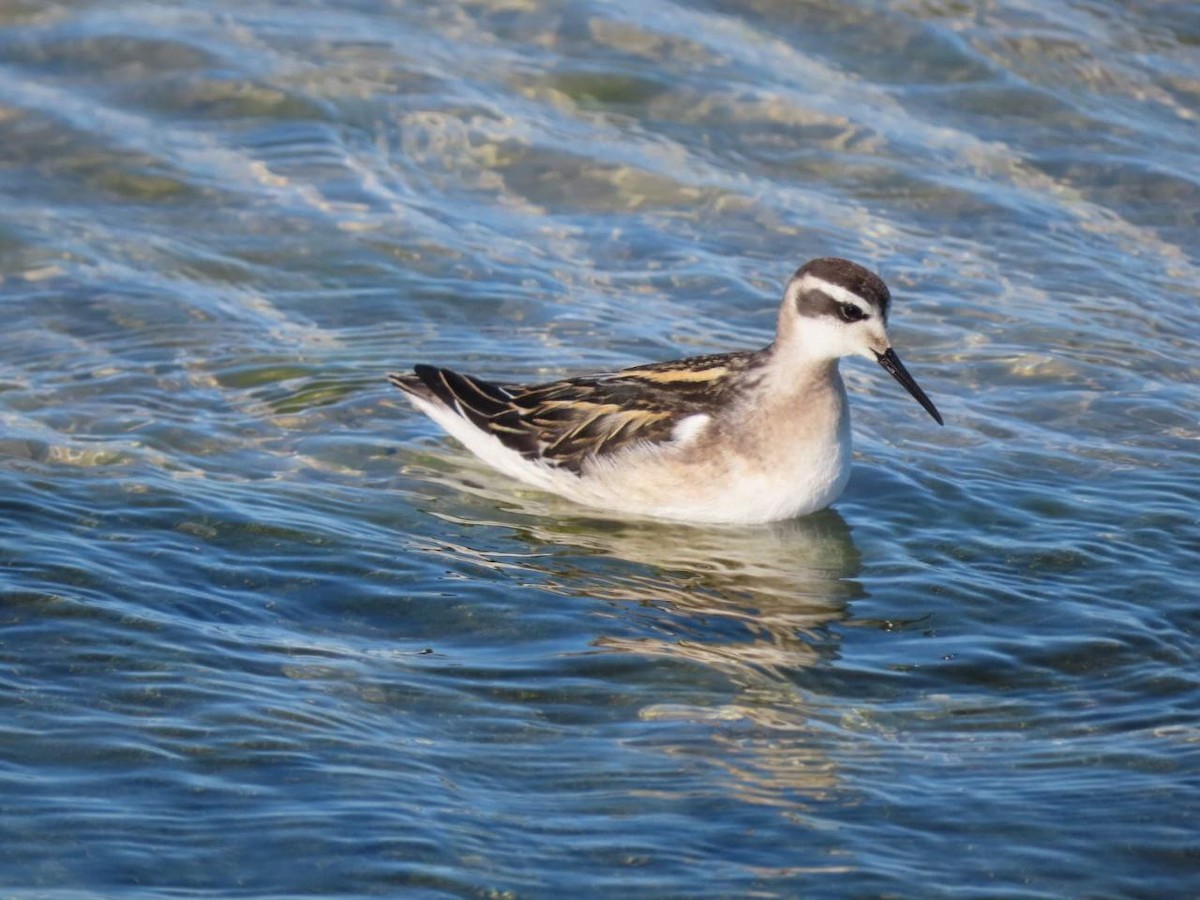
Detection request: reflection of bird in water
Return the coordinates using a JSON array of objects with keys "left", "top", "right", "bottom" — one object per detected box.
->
[
  {"left": 401, "top": 451, "right": 866, "bottom": 807},
  {"left": 390, "top": 257, "right": 942, "bottom": 524}
]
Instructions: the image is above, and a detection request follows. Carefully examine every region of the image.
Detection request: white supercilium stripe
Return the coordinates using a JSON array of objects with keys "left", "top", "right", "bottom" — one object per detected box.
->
[{"left": 795, "top": 274, "right": 875, "bottom": 317}]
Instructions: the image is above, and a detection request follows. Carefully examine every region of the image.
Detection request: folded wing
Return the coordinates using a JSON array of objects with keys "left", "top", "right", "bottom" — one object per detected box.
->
[{"left": 389, "top": 351, "right": 758, "bottom": 474}]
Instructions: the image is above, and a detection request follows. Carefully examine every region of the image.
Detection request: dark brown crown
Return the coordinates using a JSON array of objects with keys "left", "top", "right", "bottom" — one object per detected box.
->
[{"left": 793, "top": 257, "right": 891, "bottom": 318}]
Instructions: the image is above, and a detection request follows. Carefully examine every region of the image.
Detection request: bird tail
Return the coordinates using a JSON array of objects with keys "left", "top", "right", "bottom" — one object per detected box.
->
[{"left": 387, "top": 369, "right": 435, "bottom": 402}]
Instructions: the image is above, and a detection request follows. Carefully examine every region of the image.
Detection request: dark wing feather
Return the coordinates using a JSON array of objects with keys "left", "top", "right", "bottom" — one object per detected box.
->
[{"left": 389, "top": 350, "right": 764, "bottom": 474}]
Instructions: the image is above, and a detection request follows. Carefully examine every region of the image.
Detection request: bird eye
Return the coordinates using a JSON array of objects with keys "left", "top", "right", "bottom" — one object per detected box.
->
[{"left": 838, "top": 302, "right": 866, "bottom": 323}]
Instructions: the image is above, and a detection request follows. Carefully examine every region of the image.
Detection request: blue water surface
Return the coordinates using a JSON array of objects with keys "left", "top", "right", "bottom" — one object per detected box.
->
[{"left": 1, "top": 0, "right": 1198, "bottom": 896}]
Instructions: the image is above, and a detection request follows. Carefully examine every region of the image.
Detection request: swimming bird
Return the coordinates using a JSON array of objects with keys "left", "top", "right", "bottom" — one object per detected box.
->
[{"left": 389, "top": 257, "right": 942, "bottom": 525}]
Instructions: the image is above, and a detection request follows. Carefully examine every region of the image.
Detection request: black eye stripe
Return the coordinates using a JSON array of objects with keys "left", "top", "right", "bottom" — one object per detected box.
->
[
  {"left": 794, "top": 287, "right": 871, "bottom": 321},
  {"left": 838, "top": 302, "right": 866, "bottom": 323}
]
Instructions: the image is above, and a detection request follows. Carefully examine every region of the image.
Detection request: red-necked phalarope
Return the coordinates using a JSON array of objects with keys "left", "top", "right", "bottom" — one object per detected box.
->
[{"left": 389, "top": 257, "right": 943, "bottom": 524}]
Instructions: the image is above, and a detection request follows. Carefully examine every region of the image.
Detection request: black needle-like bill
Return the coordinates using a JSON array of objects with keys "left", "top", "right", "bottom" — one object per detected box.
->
[{"left": 874, "top": 348, "right": 944, "bottom": 426}]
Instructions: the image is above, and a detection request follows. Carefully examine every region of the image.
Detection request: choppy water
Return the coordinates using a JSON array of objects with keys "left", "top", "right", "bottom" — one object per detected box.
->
[{"left": 2, "top": 0, "right": 1198, "bottom": 896}]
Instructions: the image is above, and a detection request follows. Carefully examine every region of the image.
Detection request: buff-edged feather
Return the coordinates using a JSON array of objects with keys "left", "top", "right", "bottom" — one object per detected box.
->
[{"left": 387, "top": 351, "right": 762, "bottom": 474}]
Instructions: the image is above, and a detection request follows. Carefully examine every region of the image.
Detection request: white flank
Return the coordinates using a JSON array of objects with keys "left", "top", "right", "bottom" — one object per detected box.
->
[
  {"left": 403, "top": 394, "right": 563, "bottom": 493},
  {"left": 670, "top": 413, "right": 711, "bottom": 446}
]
